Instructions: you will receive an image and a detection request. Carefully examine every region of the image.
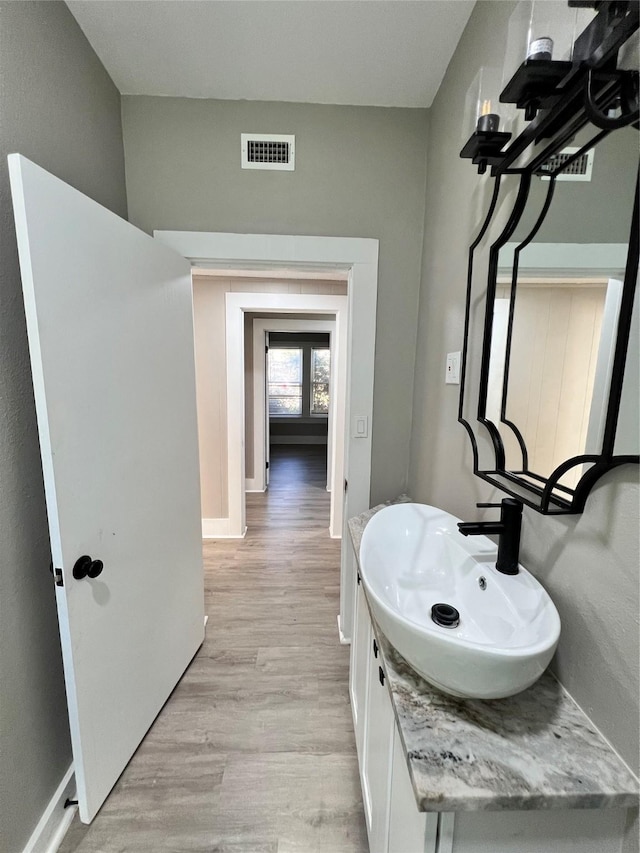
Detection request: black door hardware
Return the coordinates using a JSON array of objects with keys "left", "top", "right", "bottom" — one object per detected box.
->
[
  {"left": 73, "top": 555, "right": 104, "bottom": 580},
  {"left": 373, "top": 638, "right": 378, "bottom": 658},
  {"left": 357, "top": 572, "right": 361, "bottom": 585},
  {"left": 49, "top": 561, "right": 64, "bottom": 587},
  {"left": 378, "top": 666, "right": 385, "bottom": 686}
]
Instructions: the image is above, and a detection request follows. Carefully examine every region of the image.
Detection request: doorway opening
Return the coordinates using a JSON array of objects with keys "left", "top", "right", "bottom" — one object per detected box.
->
[
  {"left": 249, "top": 315, "right": 344, "bottom": 521},
  {"left": 191, "top": 272, "right": 348, "bottom": 538},
  {"left": 155, "top": 231, "right": 379, "bottom": 644},
  {"left": 258, "top": 326, "right": 334, "bottom": 529}
]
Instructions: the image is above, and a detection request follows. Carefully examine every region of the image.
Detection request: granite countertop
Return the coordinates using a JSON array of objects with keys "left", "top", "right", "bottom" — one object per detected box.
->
[{"left": 348, "top": 500, "right": 640, "bottom": 813}]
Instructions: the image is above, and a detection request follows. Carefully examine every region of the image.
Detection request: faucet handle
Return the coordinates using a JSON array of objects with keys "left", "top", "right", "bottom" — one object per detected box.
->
[{"left": 477, "top": 499, "right": 523, "bottom": 512}]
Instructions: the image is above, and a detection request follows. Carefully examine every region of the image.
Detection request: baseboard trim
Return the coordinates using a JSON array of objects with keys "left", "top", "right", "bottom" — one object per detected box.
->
[
  {"left": 245, "top": 477, "right": 266, "bottom": 493},
  {"left": 202, "top": 518, "right": 247, "bottom": 539},
  {"left": 22, "top": 763, "right": 76, "bottom": 853},
  {"left": 337, "top": 614, "right": 351, "bottom": 646}
]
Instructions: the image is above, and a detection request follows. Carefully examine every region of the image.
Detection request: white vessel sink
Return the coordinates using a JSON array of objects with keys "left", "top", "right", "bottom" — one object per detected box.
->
[{"left": 359, "top": 503, "right": 560, "bottom": 699}]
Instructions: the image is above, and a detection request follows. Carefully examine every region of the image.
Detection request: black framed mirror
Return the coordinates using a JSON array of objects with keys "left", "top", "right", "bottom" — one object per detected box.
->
[{"left": 459, "top": 6, "right": 639, "bottom": 514}]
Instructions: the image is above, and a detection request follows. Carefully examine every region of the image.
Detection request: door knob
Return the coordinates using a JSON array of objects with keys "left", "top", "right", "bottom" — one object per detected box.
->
[{"left": 73, "top": 555, "right": 104, "bottom": 580}]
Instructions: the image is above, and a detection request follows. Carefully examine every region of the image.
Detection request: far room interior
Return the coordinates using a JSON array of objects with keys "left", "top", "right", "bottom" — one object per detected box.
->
[{"left": 189, "top": 265, "right": 351, "bottom": 540}]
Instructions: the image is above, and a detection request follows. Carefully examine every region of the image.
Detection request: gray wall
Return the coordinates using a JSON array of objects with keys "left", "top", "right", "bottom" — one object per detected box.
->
[
  {"left": 121, "top": 97, "right": 429, "bottom": 505},
  {"left": 512, "top": 124, "right": 638, "bottom": 244},
  {"left": 0, "top": 3, "right": 127, "bottom": 849},
  {"left": 409, "top": 3, "right": 638, "bottom": 850}
]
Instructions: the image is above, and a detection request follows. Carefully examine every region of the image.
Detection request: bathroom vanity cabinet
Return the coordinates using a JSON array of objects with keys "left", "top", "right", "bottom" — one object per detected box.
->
[
  {"left": 351, "top": 580, "right": 437, "bottom": 853},
  {"left": 348, "top": 507, "right": 638, "bottom": 853}
]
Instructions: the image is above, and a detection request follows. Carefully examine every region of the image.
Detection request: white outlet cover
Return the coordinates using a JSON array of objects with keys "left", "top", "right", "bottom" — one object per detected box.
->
[{"left": 446, "top": 351, "right": 461, "bottom": 385}]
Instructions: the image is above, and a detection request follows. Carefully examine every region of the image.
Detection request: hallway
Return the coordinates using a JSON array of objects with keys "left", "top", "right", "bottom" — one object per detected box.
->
[{"left": 59, "top": 445, "right": 367, "bottom": 852}]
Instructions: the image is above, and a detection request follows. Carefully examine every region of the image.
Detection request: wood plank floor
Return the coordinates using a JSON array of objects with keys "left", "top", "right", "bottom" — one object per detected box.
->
[{"left": 59, "top": 445, "right": 368, "bottom": 853}]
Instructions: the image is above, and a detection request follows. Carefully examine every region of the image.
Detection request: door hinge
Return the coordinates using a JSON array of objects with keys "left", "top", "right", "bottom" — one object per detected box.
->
[
  {"left": 50, "top": 561, "right": 64, "bottom": 587},
  {"left": 266, "top": 461, "right": 269, "bottom": 469},
  {"left": 344, "top": 479, "right": 348, "bottom": 493}
]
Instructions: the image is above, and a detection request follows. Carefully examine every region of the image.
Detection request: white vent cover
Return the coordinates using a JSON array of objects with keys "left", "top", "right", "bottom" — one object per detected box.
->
[
  {"left": 539, "top": 146, "right": 595, "bottom": 182},
  {"left": 241, "top": 134, "right": 295, "bottom": 171}
]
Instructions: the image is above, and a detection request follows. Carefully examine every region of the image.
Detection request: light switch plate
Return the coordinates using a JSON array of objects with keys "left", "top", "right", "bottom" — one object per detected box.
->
[
  {"left": 446, "top": 351, "right": 461, "bottom": 385},
  {"left": 352, "top": 415, "right": 369, "bottom": 438}
]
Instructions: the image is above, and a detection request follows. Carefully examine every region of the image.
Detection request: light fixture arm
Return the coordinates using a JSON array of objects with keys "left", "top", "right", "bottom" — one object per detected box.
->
[{"left": 584, "top": 67, "right": 640, "bottom": 130}]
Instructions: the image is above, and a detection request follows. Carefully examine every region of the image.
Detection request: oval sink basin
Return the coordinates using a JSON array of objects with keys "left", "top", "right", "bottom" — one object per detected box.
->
[{"left": 359, "top": 503, "right": 560, "bottom": 699}]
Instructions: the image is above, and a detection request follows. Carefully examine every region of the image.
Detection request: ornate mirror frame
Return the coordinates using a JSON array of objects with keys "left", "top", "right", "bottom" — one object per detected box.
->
[{"left": 459, "top": 2, "right": 639, "bottom": 514}]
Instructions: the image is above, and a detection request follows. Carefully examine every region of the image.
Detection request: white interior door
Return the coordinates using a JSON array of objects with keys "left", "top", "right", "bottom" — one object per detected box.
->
[{"left": 8, "top": 154, "right": 205, "bottom": 824}]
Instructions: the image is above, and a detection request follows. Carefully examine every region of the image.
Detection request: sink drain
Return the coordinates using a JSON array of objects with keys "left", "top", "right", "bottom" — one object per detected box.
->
[{"left": 431, "top": 602, "right": 460, "bottom": 629}]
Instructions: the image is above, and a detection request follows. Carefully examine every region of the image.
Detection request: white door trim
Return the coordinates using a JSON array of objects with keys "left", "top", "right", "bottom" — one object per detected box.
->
[
  {"left": 155, "top": 231, "right": 378, "bottom": 266},
  {"left": 247, "top": 312, "right": 345, "bottom": 537},
  {"left": 249, "top": 317, "right": 341, "bottom": 497},
  {"left": 227, "top": 294, "right": 347, "bottom": 538},
  {"left": 154, "top": 231, "right": 379, "bottom": 642},
  {"left": 500, "top": 242, "right": 628, "bottom": 276},
  {"left": 21, "top": 764, "right": 76, "bottom": 853}
]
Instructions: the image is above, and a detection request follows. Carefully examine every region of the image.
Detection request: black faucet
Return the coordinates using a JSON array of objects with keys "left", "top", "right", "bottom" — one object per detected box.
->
[{"left": 457, "top": 498, "right": 523, "bottom": 575}]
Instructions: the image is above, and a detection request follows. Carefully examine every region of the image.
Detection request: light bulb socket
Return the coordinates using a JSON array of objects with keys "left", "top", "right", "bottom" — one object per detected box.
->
[{"left": 477, "top": 113, "right": 500, "bottom": 133}]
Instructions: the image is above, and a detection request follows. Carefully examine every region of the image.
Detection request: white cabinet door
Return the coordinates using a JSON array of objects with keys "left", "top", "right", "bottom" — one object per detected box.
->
[
  {"left": 388, "top": 727, "right": 438, "bottom": 853},
  {"left": 9, "top": 154, "right": 204, "bottom": 823},
  {"left": 350, "top": 577, "right": 372, "bottom": 762},
  {"left": 363, "top": 633, "right": 395, "bottom": 853}
]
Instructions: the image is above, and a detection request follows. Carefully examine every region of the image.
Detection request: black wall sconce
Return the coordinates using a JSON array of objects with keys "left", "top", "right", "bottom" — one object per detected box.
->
[
  {"left": 457, "top": 1, "right": 640, "bottom": 513},
  {"left": 459, "top": 129, "right": 513, "bottom": 175},
  {"left": 460, "top": 0, "right": 639, "bottom": 176}
]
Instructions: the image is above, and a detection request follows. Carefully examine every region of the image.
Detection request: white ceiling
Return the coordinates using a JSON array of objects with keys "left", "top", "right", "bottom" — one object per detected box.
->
[{"left": 66, "top": 1, "right": 475, "bottom": 108}]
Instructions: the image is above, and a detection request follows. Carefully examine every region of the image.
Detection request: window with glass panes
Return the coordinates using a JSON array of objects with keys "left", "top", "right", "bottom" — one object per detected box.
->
[
  {"left": 311, "top": 348, "right": 330, "bottom": 414},
  {"left": 267, "top": 348, "right": 303, "bottom": 415},
  {"left": 267, "top": 342, "right": 331, "bottom": 417}
]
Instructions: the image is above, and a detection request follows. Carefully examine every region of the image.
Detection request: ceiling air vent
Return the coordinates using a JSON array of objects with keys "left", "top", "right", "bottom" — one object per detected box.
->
[
  {"left": 538, "top": 146, "right": 594, "bottom": 182},
  {"left": 241, "top": 134, "right": 295, "bottom": 171}
]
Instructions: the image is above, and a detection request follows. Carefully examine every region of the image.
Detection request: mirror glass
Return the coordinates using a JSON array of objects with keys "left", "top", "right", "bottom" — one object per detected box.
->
[{"left": 485, "top": 125, "right": 638, "bottom": 491}]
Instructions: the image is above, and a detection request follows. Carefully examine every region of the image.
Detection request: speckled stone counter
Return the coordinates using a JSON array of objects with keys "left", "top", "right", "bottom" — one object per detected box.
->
[{"left": 348, "top": 501, "right": 640, "bottom": 812}]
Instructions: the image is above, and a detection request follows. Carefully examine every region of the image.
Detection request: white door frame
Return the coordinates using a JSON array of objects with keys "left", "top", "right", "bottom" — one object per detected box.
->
[
  {"left": 248, "top": 316, "right": 340, "bottom": 498},
  {"left": 242, "top": 307, "right": 344, "bottom": 537},
  {"left": 227, "top": 294, "right": 346, "bottom": 539},
  {"left": 154, "top": 232, "right": 379, "bottom": 643}
]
